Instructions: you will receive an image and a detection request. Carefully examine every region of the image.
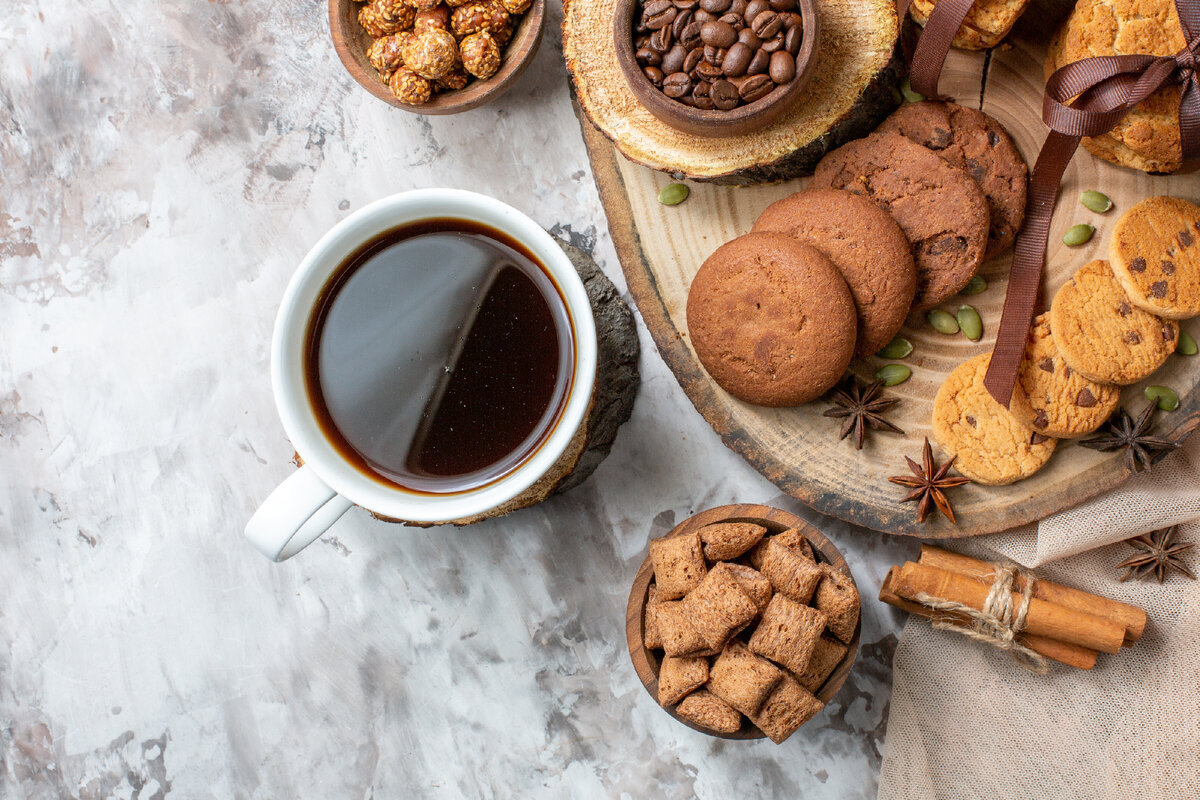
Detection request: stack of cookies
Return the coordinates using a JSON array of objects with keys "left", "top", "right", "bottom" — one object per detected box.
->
[
  {"left": 643, "top": 523, "right": 859, "bottom": 742},
  {"left": 932, "top": 196, "right": 1200, "bottom": 485},
  {"left": 686, "top": 100, "right": 1027, "bottom": 408}
]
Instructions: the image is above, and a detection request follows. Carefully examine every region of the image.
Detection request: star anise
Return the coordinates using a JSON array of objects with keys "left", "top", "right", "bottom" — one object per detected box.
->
[
  {"left": 1079, "top": 405, "right": 1180, "bottom": 473},
  {"left": 822, "top": 377, "right": 904, "bottom": 450},
  {"left": 1116, "top": 526, "right": 1196, "bottom": 583},
  {"left": 888, "top": 438, "right": 970, "bottom": 524}
]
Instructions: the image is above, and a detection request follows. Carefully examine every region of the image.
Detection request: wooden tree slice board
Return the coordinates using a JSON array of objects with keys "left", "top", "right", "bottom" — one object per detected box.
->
[{"left": 573, "top": 9, "right": 1200, "bottom": 537}]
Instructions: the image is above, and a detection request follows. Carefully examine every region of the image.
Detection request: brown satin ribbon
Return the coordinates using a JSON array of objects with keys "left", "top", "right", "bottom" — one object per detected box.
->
[
  {"left": 983, "top": 1, "right": 1200, "bottom": 407},
  {"left": 896, "top": 0, "right": 977, "bottom": 98}
]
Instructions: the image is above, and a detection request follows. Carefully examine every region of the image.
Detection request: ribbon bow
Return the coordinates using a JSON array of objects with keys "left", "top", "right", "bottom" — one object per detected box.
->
[{"left": 984, "top": 0, "right": 1200, "bottom": 406}]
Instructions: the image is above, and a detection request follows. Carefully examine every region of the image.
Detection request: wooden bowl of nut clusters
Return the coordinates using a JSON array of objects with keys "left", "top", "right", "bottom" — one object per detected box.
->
[{"left": 330, "top": 0, "right": 545, "bottom": 114}]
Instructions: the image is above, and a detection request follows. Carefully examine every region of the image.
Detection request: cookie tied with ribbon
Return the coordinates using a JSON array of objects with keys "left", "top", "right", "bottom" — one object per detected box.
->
[{"left": 984, "top": 0, "right": 1200, "bottom": 407}]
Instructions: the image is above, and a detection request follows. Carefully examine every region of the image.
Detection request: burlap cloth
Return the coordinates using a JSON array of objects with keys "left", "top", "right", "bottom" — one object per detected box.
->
[{"left": 878, "top": 435, "right": 1200, "bottom": 799}]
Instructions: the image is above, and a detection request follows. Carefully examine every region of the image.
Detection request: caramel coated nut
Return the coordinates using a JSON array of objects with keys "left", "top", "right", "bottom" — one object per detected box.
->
[
  {"left": 414, "top": 5, "right": 451, "bottom": 29},
  {"left": 389, "top": 67, "right": 433, "bottom": 104},
  {"left": 499, "top": 0, "right": 532, "bottom": 13},
  {"left": 402, "top": 27, "right": 459, "bottom": 80},
  {"left": 368, "top": 33, "right": 410, "bottom": 74},
  {"left": 451, "top": 2, "right": 510, "bottom": 37},
  {"left": 460, "top": 31, "right": 502, "bottom": 78},
  {"left": 359, "top": 4, "right": 406, "bottom": 37},
  {"left": 374, "top": 0, "right": 411, "bottom": 21},
  {"left": 437, "top": 66, "right": 471, "bottom": 90}
]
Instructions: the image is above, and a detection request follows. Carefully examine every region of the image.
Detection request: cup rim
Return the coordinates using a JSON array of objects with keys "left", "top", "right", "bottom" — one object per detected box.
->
[{"left": 271, "top": 189, "right": 598, "bottom": 522}]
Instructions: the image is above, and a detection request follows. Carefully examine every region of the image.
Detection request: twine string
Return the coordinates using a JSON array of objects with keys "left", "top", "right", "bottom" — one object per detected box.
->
[{"left": 913, "top": 564, "right": 1050, "bottom": 674}]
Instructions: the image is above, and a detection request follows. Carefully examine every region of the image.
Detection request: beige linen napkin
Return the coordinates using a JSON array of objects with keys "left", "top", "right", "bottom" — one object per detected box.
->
[{"left": 878, "top": 436, "right": 1200, "bottom": 800}]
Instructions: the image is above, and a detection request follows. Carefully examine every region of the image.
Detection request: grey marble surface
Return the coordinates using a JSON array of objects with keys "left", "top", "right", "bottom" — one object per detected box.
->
[{"left": 0, "top": 2, "right": 917, "bottom": 797}]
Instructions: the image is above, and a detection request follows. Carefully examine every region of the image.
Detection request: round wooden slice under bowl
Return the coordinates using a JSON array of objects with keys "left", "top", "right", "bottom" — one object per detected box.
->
[
  {"left": 612, "top": 0, "right": 819, "bottom": 137},
  {"left": 625, "top": 503, "right": 861, "bottom": 740},
  {"left": 328, "top": 0, "right": 546, "bottom": 114}
]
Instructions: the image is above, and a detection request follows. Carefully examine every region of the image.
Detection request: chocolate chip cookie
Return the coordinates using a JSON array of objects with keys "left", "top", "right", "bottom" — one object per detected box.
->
[
  {"left": 933, "top": 353, "right": 1057, "bottom": 486},
  {"left": 811, "top": 132, "right": 990, "bottom": 311},
  {"left": 752, "top": 188, "right": 917, "bottom": 356},
  {"left": 1109, "top": 196, "right": 1200, "bottom": 319},
  {"left": 877, "top": 101, "right": 1028, "bottom": 258},
  {"left": 1049, "top": 259, "right": 1179, "bottom": 385},
  {"left": 1010, "top": 313, "right": 1120, "bottom": 438},
  {"left": 686, "top": 232, "right": 856, "bottom": 406}
]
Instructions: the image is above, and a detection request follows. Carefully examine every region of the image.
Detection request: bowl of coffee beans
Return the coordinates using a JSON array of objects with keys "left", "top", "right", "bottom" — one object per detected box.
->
[{"left": 613, "top": 0, "right": 818, "bottom": 136}]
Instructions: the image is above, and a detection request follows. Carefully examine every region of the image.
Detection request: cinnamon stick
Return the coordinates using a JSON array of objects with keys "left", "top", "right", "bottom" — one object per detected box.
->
[
  {"left": 879, "top": 568, "right": 1097, "bottom": 670},
  {"left": 919, "top": 545, "right": 1147, "bottom": 645},
  {"left": 888, "top": 561, "right": 1127, "bottom": 655}
]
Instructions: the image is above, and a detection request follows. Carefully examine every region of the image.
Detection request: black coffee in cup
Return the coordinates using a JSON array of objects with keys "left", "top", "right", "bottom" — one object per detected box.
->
[{"left": 304, "top": 218, "right": 574, "bottom": 494}]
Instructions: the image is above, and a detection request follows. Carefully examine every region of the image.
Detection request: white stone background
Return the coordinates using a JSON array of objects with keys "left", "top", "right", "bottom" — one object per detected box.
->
[{"left": 0, "top": 1, "right": 916, "bottom": 797}]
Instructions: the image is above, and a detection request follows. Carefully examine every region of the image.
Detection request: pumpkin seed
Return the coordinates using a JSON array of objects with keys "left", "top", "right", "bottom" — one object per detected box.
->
[
  {"left": 957, "top": 305, "right": 983, "bottom": 341},
  {"left": 658, "top": 183, "right": 689, "bottom": 206},
  {"left": 878, "top": 336, "right": 914, "bottom": 359},
  {"left": 961, "top": 275, "right": 988, "bottom": 295},
  {"left": 1080, "top": 190, "right": 1113, "bottom": 213},
  {"left": 1063, "top": 223, "right": 1095, "bottom": 246},
  {"left": 1177, "top": 330, "right": 1197, "bottom": 356},
  {"left": 1144, "top": 385, "right": 1179, "bottom": 412},
  {"left": 876, "top": 364, "right": 912, "bottom": 386},
  {"left": 901, "top": 78, "right": 924, "bottom": 103},
  {"left": 927, "top": 309, "right": 960, "bottom": 335}
]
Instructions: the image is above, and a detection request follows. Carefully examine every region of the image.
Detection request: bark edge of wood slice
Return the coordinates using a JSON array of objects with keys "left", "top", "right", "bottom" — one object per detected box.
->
[
  {"left": 625, "top": 504, "right": 861, "bottom": 739},
  {"left": 564, "top": 0, "right": 904, "bottom": 183}
]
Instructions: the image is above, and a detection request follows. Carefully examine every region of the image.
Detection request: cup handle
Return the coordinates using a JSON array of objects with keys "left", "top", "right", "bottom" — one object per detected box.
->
[{"left": 245, "top": 465, "right": 354, "bottom": 561}]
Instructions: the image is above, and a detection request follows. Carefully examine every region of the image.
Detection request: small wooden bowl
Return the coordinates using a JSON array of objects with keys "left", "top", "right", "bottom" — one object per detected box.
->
[
  {"left": 613, "top": 0, "right": 819, "bottom": 137},
  {"left": 625, "top": 504, "right": 860, "bottom": 739},
  {"left": 329, "top": 0, "right": 546, "bottom": 114}
]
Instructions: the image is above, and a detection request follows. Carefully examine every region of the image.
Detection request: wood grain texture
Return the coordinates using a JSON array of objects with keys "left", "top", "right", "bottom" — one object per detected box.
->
[
  {"left": 329, "top": 0, "right": 545, "bottom": 114},
  {"left": 625, "top": 504, "right": 861, "bottom": 740},
  {"left": 565, "top": 0, "right": 904, "bottom": 182},
  {"left": 575, "top": 8, "right": 1200, "bottom": 538},
  {"left": 610, "top": 0, "right": 820, "bottom": 138}
]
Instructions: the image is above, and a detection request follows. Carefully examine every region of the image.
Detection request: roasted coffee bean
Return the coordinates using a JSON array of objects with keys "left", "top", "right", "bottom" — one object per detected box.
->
[
  {"left": 693, "top": 8, "right": 715, "bottom": 22},
  {"left": 635, "top": 34, "right": 651, "bottom": 49},
  {"left": 643, "top": 65, "right": 665, "bottom": 85},
  {"left": 703, "top": 44, "right": 727, "bottom": 64},
  {"left": 768, "top": 50, "right": 794, "bottom": 82},
  {"left": 784, "top": 23, "right": 803, "bottom": 54},
  {"left": 680, "top": 20, "right": 704, "bottom": 48},
  {"left": 768, "top": 0, "right": 796, "bottom": 10},
  {"left": 746, "top": 47, "right": 770, "bottom": 74},
  {"left": 672, "top": 0, "right": 699, "bottom": 9},
  {"left": 722, "top": 41, "right": 753, "bottom": 76},
  {"left": 662, "top": 71, "right": 693, "bottom": 97},
  {"left": 636, "top": 46, "right": 662, "bottom": 65},
  {"left": 643, "top": 0, "right": 677, "bottom": 29},
  {"left": 672, "top": 9, "right": 694, "bottom": 37},
  {"left": 744, "top": 0, "right": 771, "bottom": 22},
  {"left": 661, "top": 44, "right": 687, "bottom": 73},
  {"left": 700, "top": 20, "right": 737, "bottom": 47},
  {"left": 678, "top": 95, "right": 697, "bottom": 106},
  {"left": 693, "top": 80, "right": 712, "bottom": 98},
  {"left": 752, "top": 10, "right": 782, "bottom": 38},
  {"left": 737, "top": 27, "right": 761, "bottom": 47},
  {"left": 709, "top": 79, "right": 740, "bottom": 109},
  {"left": 694, "top": 59, "right": 724, "bottom": 80},
  {"left": 683, "top": 45, "right": 704, "bottom": 72},
  {"left": 635, "top": 20, "right": 649, "bottom": 34},
  {"left": 693, "top": 95, "right": 716, "bottom": 109},
  {"left": 779, "top": 11, "right": 802, "bottom": 27},
  {"left": 729, "top": 0, "right": 748, "bottom": 13},
  {"left": 718, "top": 12, "right": 745, "bottom": 29},
  {"left": 699, "top": 0, "right": 732, "bottom": 12},
  {"left": 650, "top": 25, "right": 673, "bottom": 52},
  {"left": 738, "top": 73, "right": 773, "bottom": 101},
  {"left": 760, "top": 32, "right": 784, "bottom": 52}
]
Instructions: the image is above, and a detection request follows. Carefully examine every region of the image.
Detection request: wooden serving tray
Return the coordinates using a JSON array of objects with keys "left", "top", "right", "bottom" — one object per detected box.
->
[{"left": 571, "top": 10, "right": 1200, "bottom": 537}]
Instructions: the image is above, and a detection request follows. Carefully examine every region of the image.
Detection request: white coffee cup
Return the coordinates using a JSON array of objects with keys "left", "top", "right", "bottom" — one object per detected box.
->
[{"left": 245, "top": 190, "right": 598, "bottom": 561}]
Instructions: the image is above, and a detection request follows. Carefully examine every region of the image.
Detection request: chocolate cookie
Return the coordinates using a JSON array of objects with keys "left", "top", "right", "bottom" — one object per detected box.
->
[
  {"left": 752, "top": 189, "right": 917, "bottom": 356},
  {"left": 1049, "top": 259, "right": 1179, "bottom": 385},
  {"left": 1010, "top": 313, "right": 1120, "bottom": 438},
  {"left": 811, "top": 132, "right": 990, "bottom": 311},
  {"left": 686, "top": 233, "right": 856, "bottom": 407},
  {"left": 1109, "top": 196, "right": 1200, "bottom": 319},
  {"left": 933, "top": 353, "right": 1057, "bottom": 486},
  {"left": 877, "top": 101, "right": 1028, "bottom": 258}
]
